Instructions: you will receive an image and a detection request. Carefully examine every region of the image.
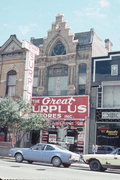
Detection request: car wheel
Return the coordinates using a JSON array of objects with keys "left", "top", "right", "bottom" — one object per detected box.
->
[
  {"left": 52, "top": 157, "right": 62, "bottom": 167},
  {"left": 15, "top": 153, "right": 23, "bottom": 163},
  {"left": 89, "top": 160, "right": 102, "bottom": 171},
  {"left": 63, "top": 163, "right": 71, "bottom": 168}
]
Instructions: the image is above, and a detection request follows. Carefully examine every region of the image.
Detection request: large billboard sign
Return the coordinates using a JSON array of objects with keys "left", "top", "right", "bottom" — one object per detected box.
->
[
  {"left": 32, "top": 96, "right": 89, "bottom": 120},
  {"left": 22, "top": 41, "right": 39, "bottom": 103}
]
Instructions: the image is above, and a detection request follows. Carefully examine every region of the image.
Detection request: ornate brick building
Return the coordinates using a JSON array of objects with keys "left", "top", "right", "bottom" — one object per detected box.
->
[
  {"left": 30, "top": 14, "right": 108, "bottom": 153},
  {"left": 0, "top": 14, "right": 110, "bottom": 153}
]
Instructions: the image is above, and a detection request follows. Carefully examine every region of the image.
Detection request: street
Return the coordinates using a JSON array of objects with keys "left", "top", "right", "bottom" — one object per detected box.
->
[{"left": 0, "top": 159, "right": 120, "bottom": 180}]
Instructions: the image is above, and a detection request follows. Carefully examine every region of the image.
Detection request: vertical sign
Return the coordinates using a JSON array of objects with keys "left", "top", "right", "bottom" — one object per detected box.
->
[{"left": 22, "top": 41, "right": 39, "bottom": 103}]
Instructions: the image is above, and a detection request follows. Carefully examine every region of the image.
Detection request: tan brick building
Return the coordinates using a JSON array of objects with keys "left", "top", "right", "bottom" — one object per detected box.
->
[{"left": 0, "top": 35, "right": 25, "bottom": 98}]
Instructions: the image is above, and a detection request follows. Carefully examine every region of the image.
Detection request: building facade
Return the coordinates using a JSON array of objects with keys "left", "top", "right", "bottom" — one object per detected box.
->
[
  {"left": 30, "top": 14, "right": 108, "bottom": 153},
  {"left": 91, "top": 51, "right": 120, "bottom": 153},
  {"left": 0, "top": 14, "right": 110, "bottom": 153}
]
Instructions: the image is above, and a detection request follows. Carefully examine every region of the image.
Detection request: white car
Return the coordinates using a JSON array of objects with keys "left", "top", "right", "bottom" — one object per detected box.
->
[{"left": 81, "top": 148, "right": 120, "bottom": 171}]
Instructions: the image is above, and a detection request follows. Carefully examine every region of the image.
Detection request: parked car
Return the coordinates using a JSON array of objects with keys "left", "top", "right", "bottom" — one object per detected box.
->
[
  {"left": 96, "top": 145, "right": 117, "bottom": 154},
  {"left": 81, "top": 148, "right": 120, "bottom": 171},
  {"left": 9, "top": 143, "right": 80, "bottom": 167}
]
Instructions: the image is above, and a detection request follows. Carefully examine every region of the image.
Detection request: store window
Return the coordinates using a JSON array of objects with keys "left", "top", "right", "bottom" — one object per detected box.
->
[
  {"left": 48, "top": 64, "right": 68, "bottom": 95},
  {"left": 33, "top": 68, "right": 39, "bottom": 96},
  {"left": 103, "top": 85, "right": 120, "bottom": 108},
  {"left": 78, "top": 64, "right": 86, "bottom": 95},
  {"left": 6, "top": 70, "right": 17, "bottom": 97},
  {"left": 96, "top": 123, "right": 120, "bottom": 147}
]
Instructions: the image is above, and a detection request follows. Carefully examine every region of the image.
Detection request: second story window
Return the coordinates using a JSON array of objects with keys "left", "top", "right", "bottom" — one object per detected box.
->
[
  {"left": 33, "top": 68, "right": 39, "bottom": 96},
  {"left": 48, "top": 64, "right": 68, "bottom": 96},
  {"left": 103, "top": 85, "right": 120, "bottom": 108},
  {"left": 6, "top": 70, "right": 17, "bottom": 97},
  {"left": 79, "top": 64, "right": 87, "bottom": 95},
  {"left": 111, "top": 64, "right": 118, "bottom": 76},
  {"left": 97, "top": 83, "right": 120, "bottom": 108}
]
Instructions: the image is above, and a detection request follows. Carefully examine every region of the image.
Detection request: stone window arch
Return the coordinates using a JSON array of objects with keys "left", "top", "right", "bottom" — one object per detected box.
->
[
  {"left": 51, "top": 40, "right": 66, "bottom": 56},
  {"left": 6, "top": 70, "right": 17, "bottom": 97}
]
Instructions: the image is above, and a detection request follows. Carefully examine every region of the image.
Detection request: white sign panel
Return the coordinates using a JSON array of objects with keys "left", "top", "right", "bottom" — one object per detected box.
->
[
  {"left": 22, "top": 41, "right": 39, "bottom": 55},
  {"left": 66, "top": 136, "right": 74, "bottom": 144},
  {"left": 23, "top": 51, "right": 35, "bottom": 102},
  {"left": 22, "top": 41, "right": 39, "bottom": 103},
  {"left": 49, "top": 134, "right": 57, "bottom": 143},
  {"left": 102, "top": 112, "right": 120, "bottom": 119}
]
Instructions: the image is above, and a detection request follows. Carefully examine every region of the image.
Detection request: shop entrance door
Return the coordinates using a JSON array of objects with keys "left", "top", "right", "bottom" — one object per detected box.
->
[{"left": 31, "top": 130, "right": 40, "bottom": 145}]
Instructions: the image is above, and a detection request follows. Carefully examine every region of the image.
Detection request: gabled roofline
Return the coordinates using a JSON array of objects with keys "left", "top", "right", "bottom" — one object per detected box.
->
[{"left": 0, "top": 34, "right": 22, "bottom": 53}]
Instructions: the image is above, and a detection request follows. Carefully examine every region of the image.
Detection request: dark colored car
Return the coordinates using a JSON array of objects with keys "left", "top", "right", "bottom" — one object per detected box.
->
[{"left": 96, "top": 145, "right": 117, "bottom": 154}]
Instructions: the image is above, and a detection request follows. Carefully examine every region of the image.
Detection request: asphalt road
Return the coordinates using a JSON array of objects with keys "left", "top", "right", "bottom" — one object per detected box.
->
[{"left": 0, "top": 159, "right": 120, "bottom": 180}]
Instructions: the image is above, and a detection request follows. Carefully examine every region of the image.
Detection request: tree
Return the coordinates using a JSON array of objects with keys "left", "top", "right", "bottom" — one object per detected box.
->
[
  {"left": 0, "top": 98, "right": 20, "bottom": 128},
  {"left": 0, "top": 97, "right": 50, "bottom": 146}
]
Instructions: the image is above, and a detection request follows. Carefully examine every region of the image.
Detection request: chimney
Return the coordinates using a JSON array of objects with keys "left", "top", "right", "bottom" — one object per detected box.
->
[{"left": 105, "top": 39, "right": 113, "bottom": 52}]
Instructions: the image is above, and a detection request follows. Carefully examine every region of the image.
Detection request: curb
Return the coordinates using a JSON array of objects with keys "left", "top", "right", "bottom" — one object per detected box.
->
[
  {"left": 0, "top": 156, "right": 89, "bottom": 168},
  {"left": 0, "top": 156, "right": 14, "bottom": 160}
]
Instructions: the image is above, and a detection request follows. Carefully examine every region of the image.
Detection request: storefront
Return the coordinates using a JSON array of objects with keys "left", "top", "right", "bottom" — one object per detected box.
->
[
  {"left": 32, "top": 95, "right": 89, "bottom": 152},
  {"left": 96, "top": 109, "right": 120, "bottom": 148}
]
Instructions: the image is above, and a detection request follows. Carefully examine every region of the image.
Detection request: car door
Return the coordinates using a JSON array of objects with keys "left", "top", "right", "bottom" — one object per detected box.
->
[
  {"left": 106, "top": 149, "right": 120, "bottom": 167},
  {"left": 24, "top": 144, "right": 45, "bottom": 162},
  {"left": 41, "top": 145, "right": 56, "bottom": 163}
]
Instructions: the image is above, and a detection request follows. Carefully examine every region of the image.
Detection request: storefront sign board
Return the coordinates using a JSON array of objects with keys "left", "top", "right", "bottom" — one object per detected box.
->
[{"left": 32, "top": 96, "right": 89, "bottom": 120}]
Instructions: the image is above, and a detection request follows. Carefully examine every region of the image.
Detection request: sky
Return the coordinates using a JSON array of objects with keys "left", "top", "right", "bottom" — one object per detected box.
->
[{"left": 0, "top": 0, "right": 120, "bottom": 51}]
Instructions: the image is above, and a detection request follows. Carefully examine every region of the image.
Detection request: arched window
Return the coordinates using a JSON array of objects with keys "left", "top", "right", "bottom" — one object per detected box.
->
[
  {"left": 6, "top": 70, "right": 17, "bottom": 96},
  {"left": 48, "top": 64, "right": 68, "bottom": 95},
  {"left": 79, "top": 64, "right": 87, "bottom": 95},
  {"left": 51, "top": 41, "right": 66, "bottom": 56}
]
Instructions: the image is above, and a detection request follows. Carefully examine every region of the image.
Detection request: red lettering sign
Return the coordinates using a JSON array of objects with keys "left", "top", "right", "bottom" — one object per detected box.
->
[{"left": 32, "top": 96, "right": 89, "bottom": 120}]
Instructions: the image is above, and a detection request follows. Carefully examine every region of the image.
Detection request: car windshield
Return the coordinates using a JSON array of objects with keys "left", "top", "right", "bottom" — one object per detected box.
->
[{"left": 110, "top": 148, "right": 120, "bottom": 154}]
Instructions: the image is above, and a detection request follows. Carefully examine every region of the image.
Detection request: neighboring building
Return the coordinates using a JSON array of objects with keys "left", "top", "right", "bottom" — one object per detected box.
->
[
  {"left": 0, "top": 35, "right": 26, "bottom": 150},
  {"left": 91, "top": 51, "right": 120, "bottom": 153},
  {"left": 31, "top": 14, "right": 108, "bottom": 153},
  {"left": 0, "top": 35, "right": 25, "bottom": 98}
]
